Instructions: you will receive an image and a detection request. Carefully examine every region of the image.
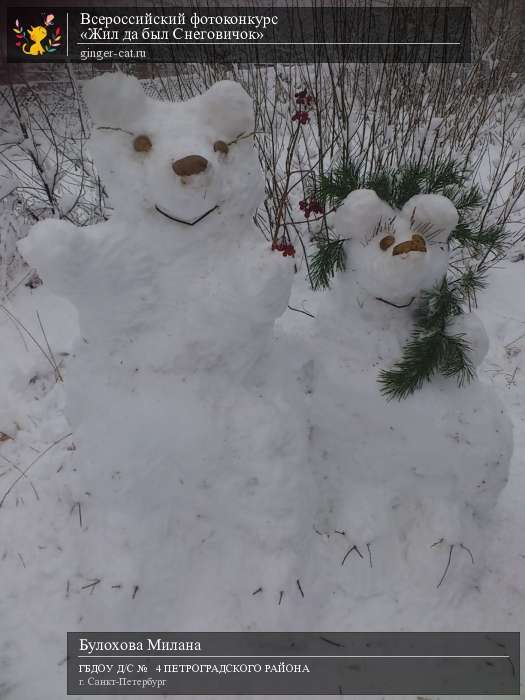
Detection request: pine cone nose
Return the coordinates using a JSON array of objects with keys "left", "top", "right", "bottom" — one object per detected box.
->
[{"left": 172, "top": 155, "right": 208, "bottom": 177}]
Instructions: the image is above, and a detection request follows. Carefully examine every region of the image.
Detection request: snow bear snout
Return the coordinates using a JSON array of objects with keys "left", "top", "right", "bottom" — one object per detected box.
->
[
  {"left": 385, "top": 234, "right": 428, "bottom": 256},
  {"left": 392, "top": 237, "right": 427, "bottom": 256},
  {"left": 172, "top": 154, "right": 209, "bottom": 178}
]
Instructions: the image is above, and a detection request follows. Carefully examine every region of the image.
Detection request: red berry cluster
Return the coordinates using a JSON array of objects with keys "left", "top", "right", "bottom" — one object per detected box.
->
[
  {"left": 292, "top": 89, "right": 313, "bottom": 124},
  {"left": 292, "top": 111, "right": 310, "bottom": 125},
  {"left": 272, "top": 240, "right": 296, "bottom": 257},
  {"left": 295, "top": 89, "right": 314, "bottom": 107},
  {"left": 299, "top": 198, "right": 324, "bottom": 219}
]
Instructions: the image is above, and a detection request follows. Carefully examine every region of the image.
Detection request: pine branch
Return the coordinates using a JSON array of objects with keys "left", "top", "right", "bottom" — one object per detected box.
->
[
  {"left": 457, "top": 266, "right": 488, "bottom": 307},
  {"left": 378, "top": 280, "right": 475, "bottom": 400},
  {"left": 415, "top": 279, "right": 462, "bottom": 328},
  {"left": 309, "top": 238, "right": 347, "bottom": 290},
  {"left": 379, "top": 326, "right": 475, "bottom": 400},
  {"left": 310, "top": 157, "right": 475, "bottom": 214},
  {"left": 454, "top": 184, "right": 483, "bottom": 211},
  {"left": 311, "top": 160, "right": 360, "bottom": 205},
  {"left": 449, "top": 219, "right": 476, "bottom": 245},
  {"left": 391, "top": 164, "right": 426, "bottom": 208},
  {"left": 439, "top": 334, "right": 476, "bottom": 385},
  {"left": 379, "top": 329, "right": 447, "bottom": 400},
  {"left": 426, "top": 160, "right": 464, "bottom": 192},
  {"left": 364, "top": 171, "right": 393, "bottom": 203}
]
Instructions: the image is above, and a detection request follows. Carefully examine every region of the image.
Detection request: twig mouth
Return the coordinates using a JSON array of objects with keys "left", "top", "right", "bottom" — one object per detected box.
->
[
  {"left": 375, "top": 296, "right": 415, "bottom": 309},
  {"left": 154, "top": 203, "right": 219, "bottom": 226}
]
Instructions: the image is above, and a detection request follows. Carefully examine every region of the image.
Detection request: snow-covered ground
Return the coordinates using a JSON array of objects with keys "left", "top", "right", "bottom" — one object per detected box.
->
[{"left": 0, "top": 71, "right": 524, "bottom": 700}]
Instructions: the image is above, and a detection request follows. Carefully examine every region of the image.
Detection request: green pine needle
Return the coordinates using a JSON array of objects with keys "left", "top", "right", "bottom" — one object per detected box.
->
[
  {"left": 379, "top": 280, "right": 475, "bottom": 400},
  {"left": 379, "top": 329, "right": 475, "bottom": 400},
  {"left": 364, "top": 171, "right": 393, "bottom": 203},
  {"left": 454, "top": 184, "right": 483, "bottom": 211},
  {"left": 309, "top": 238, "right": 347, "bottom": 290},
  {"left": 391, "top": 164, "right": 426, "bottom": 208},
  {"left": 426, "top": 160, "right": 464, "bottom": 192},
  {"left": 312, "top": 161, "right": 360, "bottom": 204},
  {"left": 459, "top": 267, "right": 488, "bottom": 296}
]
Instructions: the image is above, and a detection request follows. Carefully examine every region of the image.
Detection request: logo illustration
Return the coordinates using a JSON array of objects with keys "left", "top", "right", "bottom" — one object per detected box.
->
[{"left": 12, "top": 13, "right": 62, "bottom": 56}]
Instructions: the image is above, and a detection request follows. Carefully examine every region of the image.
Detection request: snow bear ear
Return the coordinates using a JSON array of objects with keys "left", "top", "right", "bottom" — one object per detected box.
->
[
  {"left": 401, "top": 194, "right": 458, "bottom": 244},
  {"left": 82, "top": 73, "right": 147, "bottom": 128},
  {"left": 201, "top": 80, "right": 255, "bottom": 141},
  {"left": 334, "top": 189, "right": 394, "bottom": 243}
]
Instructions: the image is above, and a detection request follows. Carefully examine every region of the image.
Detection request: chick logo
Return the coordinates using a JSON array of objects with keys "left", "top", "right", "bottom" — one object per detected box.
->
[{"left": 12, "top": 14, "right": 62, "bottom": 56}]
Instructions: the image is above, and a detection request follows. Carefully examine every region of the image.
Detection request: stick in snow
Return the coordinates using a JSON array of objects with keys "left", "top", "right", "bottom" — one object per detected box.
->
[
  {"left": 0, "top": 432, "right": 73, "bottom": 508},
  {"left": 341, "top": 545, "right": 363, "bottom": 566},
  {"left": 460, "top": 543, "right": 475, "bottom": 564},
  {"left": 437, "top": 544, "right": 455, "bottom": 588},
  {"left": 81, "top": 578, "right": 101, "bottom": 594}
]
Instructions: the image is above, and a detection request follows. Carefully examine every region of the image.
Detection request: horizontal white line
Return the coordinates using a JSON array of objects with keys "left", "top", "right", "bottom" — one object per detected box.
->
[
  {"left": 75, "top": 42, "right": 462, "bottom": 46},
  {"left": 77, "top": 655, "right": 510, "bottom": 659}
]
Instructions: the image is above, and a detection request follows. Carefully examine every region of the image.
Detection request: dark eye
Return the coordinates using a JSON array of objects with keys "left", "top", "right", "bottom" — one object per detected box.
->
[
  {"left": 133, "top": 134, "right": 152, "bottom": 152},
  {"left": 213, "top": 140, "right": 229, "bottom": 155},
  {"left": 411, "top": 233, "right": 427, "bottom": 252},
  {"left": 379, "top": 235, "right": 395, "bottom": 251}
]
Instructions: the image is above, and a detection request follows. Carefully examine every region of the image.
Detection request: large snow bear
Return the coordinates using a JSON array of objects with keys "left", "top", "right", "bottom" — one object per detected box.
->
[
  {"left": 292, "top": 188, "right": 513, "bottom": 617},
  {"left": 19, "top": 74, "right": 311, "bottom": 631}
]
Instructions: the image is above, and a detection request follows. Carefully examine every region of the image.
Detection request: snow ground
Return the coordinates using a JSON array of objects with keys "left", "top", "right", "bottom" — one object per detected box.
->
[
  {"left": 1, "top": 253, "right": 524, "bottom": 700},
  {"left": 0, "top": 73, "right": 524, "bottom": 700}
]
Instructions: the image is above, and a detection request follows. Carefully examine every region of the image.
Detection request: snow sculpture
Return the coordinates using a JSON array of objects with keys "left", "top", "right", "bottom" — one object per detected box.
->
[
  {"left": 300, "top": 188, "right": 512, "bottom": 604},
  {"left": 18, "top": 74, "right": 305, "bottom": 629}
]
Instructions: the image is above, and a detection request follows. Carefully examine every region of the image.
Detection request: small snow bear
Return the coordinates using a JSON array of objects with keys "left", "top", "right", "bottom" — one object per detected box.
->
[{"left": 299, "top": 188, "right": 513, "bottom": 606}]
